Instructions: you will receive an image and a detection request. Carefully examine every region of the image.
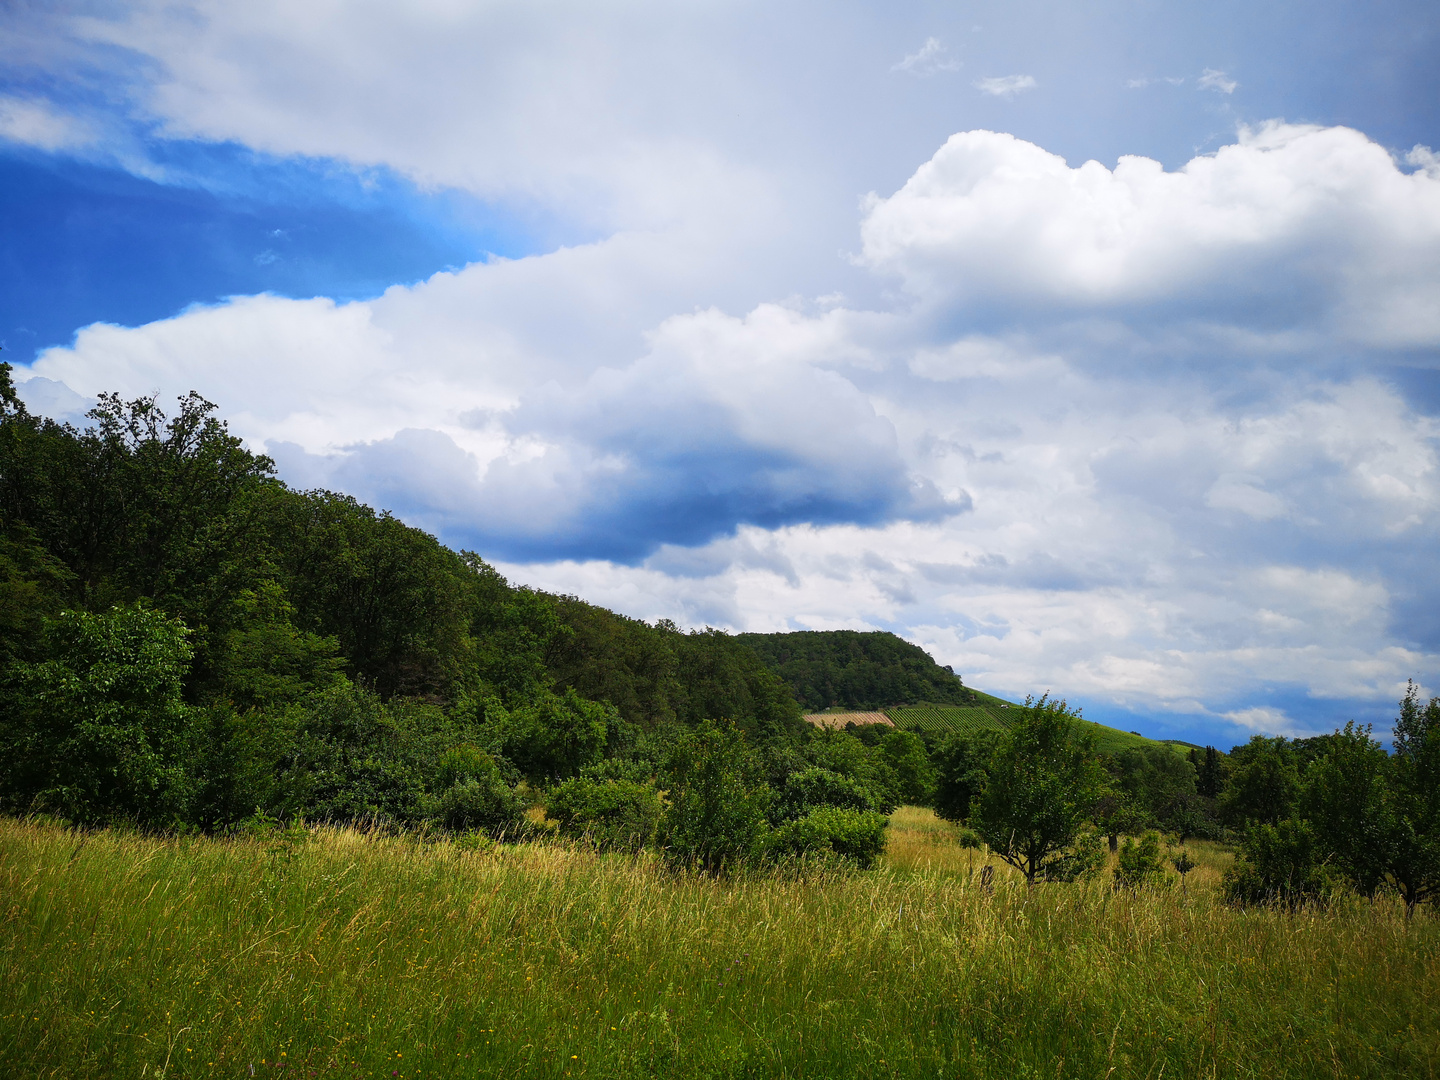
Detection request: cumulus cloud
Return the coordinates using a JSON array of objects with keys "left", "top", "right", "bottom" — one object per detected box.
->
[
  {"left": 17, "top": 117, "right": 1440, "bottom": 738},
  {"left": 893, "top": 37, "right": 960, "bottom": 76},
  {"left": 974, "top": 75, "right": 1036, "bottom": 98},
  {"left": 859, "top": 124, "right": 1440, "bottom": 346}
]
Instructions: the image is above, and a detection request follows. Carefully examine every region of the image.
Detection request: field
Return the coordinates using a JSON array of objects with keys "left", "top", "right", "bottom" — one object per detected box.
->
[
  {"left": 3, "top": 816, "right": 1438, "bottom": 1079},
  {"left": 886, "top": 704, "right": 1193, "bottom": 757}
]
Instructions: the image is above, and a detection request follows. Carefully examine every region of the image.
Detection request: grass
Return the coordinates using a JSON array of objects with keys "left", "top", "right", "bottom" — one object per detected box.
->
[
  {"left": 886, "top": 704, "right": 1194, "bottom": 760},
  {"left": 2, "top": 814, "right": 1438, "bottom": 1079}
]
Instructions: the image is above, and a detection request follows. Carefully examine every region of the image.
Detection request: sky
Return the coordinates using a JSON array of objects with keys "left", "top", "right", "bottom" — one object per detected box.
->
[{"left": 3, "top": 0, "right": 1439, "bottom": 747}]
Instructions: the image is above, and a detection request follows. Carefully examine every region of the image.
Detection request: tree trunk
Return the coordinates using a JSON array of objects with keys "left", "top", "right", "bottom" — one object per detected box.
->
[{"left": 1108, "top": 833, "right": 1118, "bottom": 852}]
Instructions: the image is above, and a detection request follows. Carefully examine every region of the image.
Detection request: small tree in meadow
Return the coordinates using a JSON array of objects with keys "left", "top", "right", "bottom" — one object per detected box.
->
[{"left": 971, "top": 694, "right": 1109, "bottom": 885}]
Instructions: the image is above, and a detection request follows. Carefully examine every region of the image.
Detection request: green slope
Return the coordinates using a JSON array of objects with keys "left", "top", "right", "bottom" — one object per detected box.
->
[{"left": 885, "top": 700, "right": 1192, "bottom": 758}]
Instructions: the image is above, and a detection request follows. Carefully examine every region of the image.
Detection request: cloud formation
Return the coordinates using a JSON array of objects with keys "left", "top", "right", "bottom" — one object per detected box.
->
[{"left": 7, "top": 0, "right": 1439, "bottom": 742}]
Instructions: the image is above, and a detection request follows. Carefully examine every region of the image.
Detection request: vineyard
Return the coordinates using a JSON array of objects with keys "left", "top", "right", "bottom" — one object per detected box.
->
[
  {"left": 885, "top": 704, "right": 1193, "bottom": 758},
  {"left": 884, "top": 705, "right": 1013, "bottom": 736}
]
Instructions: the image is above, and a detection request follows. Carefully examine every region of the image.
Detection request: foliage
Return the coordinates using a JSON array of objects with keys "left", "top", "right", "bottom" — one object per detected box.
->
[
  {"left": 0, "top": 604, "right": 195, "bottom": 826},
  {"left": 1112, "top": 744, "right": 1198, "bottom": 834},
  {"left": 1388, "top": 682, "right": 1440, "bottom": 915},
  {"left": 971, "top": 694, "right": 1110, "bottom": 885},
  {"left": 659, "top": 721, "right": 772, "bottom": 873},
  {"left": 878, "top": 729, "right": 936, "bottom": 806},
  {"left": 930, "top": 729, "right": 997, "bottom": 823},
  {"left": 1221, "top": 736, "right": 1299, "bottom": 827},
  {"left": 1114, "top": 831, "right": 1168, "bottom": 889},
  {"left": 425, "top": 744, "right": 527, "bottom": 836},
  {"left": 769, "top": 806, "right": 889, "bottom": 869},
  {"left": 1302, "top": 722, "right": 1393, "bottom": 898},
  {"left": 1222, "top": 819, "right": 1333, "bottom": 909},
  {"left": 1190, "top": 745, "right": 1226, "bottom": 798},
  {"left": 546, "top": 776, "right": 663, "bottom": 852},
  {"left": 484, "top": 688, "right": 622, "bottom": 783},
  {"left": 736, "top": 628, "right": 970, "bottom": 711},
  {"left": 772, "top": 766, "right": 879, "bottom": 824}
]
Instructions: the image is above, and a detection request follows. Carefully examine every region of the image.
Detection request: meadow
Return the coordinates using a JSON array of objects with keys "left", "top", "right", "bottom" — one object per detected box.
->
[{"left": 2, "top": 812, "right": 1437, "bottom": 1080}]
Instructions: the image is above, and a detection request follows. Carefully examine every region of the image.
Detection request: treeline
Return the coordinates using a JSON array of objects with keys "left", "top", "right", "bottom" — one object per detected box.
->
[
  {"left": 3, "top": 370, "right": 1436, "bottom": 903},
  {"left": 927, "top": 693, "right": 1440, "bottom": 913},
  {"left": 736, "top": 629, "right": 973, "bottom": 711},
  {"left": 0, "top": 372, "right": 933, "bottom": 867}
]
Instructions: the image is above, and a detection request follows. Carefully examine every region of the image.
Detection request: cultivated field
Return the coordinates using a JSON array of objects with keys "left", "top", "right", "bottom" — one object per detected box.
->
[
  {"left": 885, "top": 704, "right": 1193, "bottom": 758},
  {"left": 802, "top": 711, "right": 894, "bottom": 729},
  {"left": 2, "top": 815, "right": 1437, "bottom": 1079}
]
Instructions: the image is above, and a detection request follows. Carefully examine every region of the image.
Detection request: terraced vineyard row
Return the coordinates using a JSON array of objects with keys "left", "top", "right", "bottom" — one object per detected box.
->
[{"left": 884, "top": 705, "right": 1014, "bottom": 736}]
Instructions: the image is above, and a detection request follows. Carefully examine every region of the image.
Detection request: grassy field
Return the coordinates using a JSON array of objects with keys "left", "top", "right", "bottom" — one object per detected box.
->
[
  {"left": 886, "top": 704, "right": 1193, "bottom": 758},
  {"left": 3, "top": 815, "right": 1438, "bottom": 1080}
]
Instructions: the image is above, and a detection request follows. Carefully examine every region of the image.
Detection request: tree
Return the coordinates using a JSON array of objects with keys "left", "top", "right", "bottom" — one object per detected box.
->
[
  {"left": 1191, "top": 745, "right": 1225, "bottom": 799},
  {"left": 1389, "top": 682, "right": 1440, "bottom": 916},
  {"left": 1302, "top": 722, "right": 1393, "bottom": 898},
  {"left": 659, "top": 720, "right": 772, "bottom": 873},
  {"left": 879, "top": 729, "right": 936, "bottom": 806},
  {"left": 931, "top": 729, "right": 996, "bottom": 823},
  {"left": 971, "top": 694, "right": 1109, "bottom": 885},
  {"left": 1, "top": 604, "right": 196, "bottom": 826},
  {"left": 1220, "top": 736, "right": 1299, "bottom": 827}
]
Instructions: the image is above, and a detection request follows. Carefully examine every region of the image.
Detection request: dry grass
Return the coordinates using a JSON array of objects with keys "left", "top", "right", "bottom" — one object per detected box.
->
[
  {"left": 802, "top": 712, "right": 893, "bottom": 729},
  {"left": 0, "top": 814, "right": 1436, "bottom": 1079}
]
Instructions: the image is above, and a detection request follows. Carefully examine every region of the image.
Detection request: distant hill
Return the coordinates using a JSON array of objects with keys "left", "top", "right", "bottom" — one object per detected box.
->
[{"left": 735, "top": 630, "right": 973, "bottom": 711}]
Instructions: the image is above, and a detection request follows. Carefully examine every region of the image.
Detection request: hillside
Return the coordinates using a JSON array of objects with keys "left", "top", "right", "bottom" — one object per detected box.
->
[{"left": 736, "top": 629, "right": 972, "bottom": 711}]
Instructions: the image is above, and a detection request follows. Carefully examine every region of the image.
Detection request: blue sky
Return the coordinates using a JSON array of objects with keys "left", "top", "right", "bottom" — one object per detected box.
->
[{"left": 4, "top": 0, "right": 1439, "bottom": 746}]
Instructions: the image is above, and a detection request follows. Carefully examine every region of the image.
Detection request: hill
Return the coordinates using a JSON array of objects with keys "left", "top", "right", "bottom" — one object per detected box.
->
[{"left": 736, "top": 629, "right": 973, "bottom": 711}]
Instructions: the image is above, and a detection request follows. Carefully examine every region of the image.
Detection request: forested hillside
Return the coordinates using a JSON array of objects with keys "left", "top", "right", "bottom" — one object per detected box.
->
[
  {"left": 3, "top": 368, "right": 1437, "bottom": 919},
  {"left": 737, "top": 629, "right": 972, "bottom": 710}
]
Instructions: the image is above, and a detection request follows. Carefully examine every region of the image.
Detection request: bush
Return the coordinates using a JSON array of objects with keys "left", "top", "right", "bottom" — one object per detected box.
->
[
  {"left": 1114, "top": 831, "right": 1168, "bottom": 889},
  {"left": 485, "top": 689, "right": 621, "bottom": 783},
  {"left": 424, "top": 743, "right": 527, "bottom": 836},
  {"left": 546, "top": 776, "right": 663, "bottom": 852},
  {"left": 428, "top": 776, "right": 527, "bottom": 837},
  {"left": 658, "top": 721, "right": 772, "bottom": 873},
  {"left": 1222, "top": 818, "right": 1334, "bottom": 908},
  {"left": 770, "top": 807, "right": 889, "bottom": 869},
  {"left": 772, "top": 767, "right": 879, "bottom": 824},
  {"left": 2, "top": 604, "right": 197, "bottom": 827},
  {"left": 1044, "top": 828, "right": 1107, "bottom": 882}
]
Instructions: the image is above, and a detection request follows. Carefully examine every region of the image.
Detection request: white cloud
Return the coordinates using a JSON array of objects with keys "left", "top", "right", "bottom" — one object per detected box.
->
[
  {"left": 859, "top": 123, "right": 1440, "bottom": 346},
  {"left": 974, "top": 74, "right": 1036, "bottom": 98},
  {"left": 893, "top": 37, "right": 960, "bottom": 77},
  {"left": 0, "top": 95, "right": 97, "bottom": 151},
  {"left": 1198, "top": 68, "right": 1238, "bottom": 94},
  {"left": 17, "top": 117, "right": 1440, "bottom": 734}
]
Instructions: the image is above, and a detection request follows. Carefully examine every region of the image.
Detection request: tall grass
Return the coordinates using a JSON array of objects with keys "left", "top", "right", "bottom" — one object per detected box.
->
[{"left": 1, "top": 813, "right": 1436, "bottom": 1079}]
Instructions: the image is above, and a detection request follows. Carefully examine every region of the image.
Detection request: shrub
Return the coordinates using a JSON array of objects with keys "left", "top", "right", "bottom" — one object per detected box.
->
[
  {"left": 1044, "top": 828, "right": 1107, "bottom": 882},
  {"left": 770, "top": 807, "right": 889, "bottom": 869},
  {"left": 1222, "top": 818, "right": 1333, "bottom": 908},
  {"left": 772, "top": 767, "right": 879, "bottom": 824},
  {"left": 658, "top": 721, "right": 772, "bottom": 873},
  {"left": 1114, "top": 831, "right": 1168, "bottom": 889},
  {"left": 429, "top": 775, "right": 527, "bottom": 837},
  {"left": 546, "top": 776, "right": 663, "bottom": 852},
  {"left": 2, "top": 604, "right": 196, "bottom": 827},
  {"left": 485, "top": 689, "right": 621, "bottom": 783}
]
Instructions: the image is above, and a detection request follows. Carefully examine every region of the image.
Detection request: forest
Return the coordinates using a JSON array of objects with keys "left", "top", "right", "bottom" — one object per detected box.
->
[{"left": 1, "top": 363, "right": 1437, "bottom": 909}]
